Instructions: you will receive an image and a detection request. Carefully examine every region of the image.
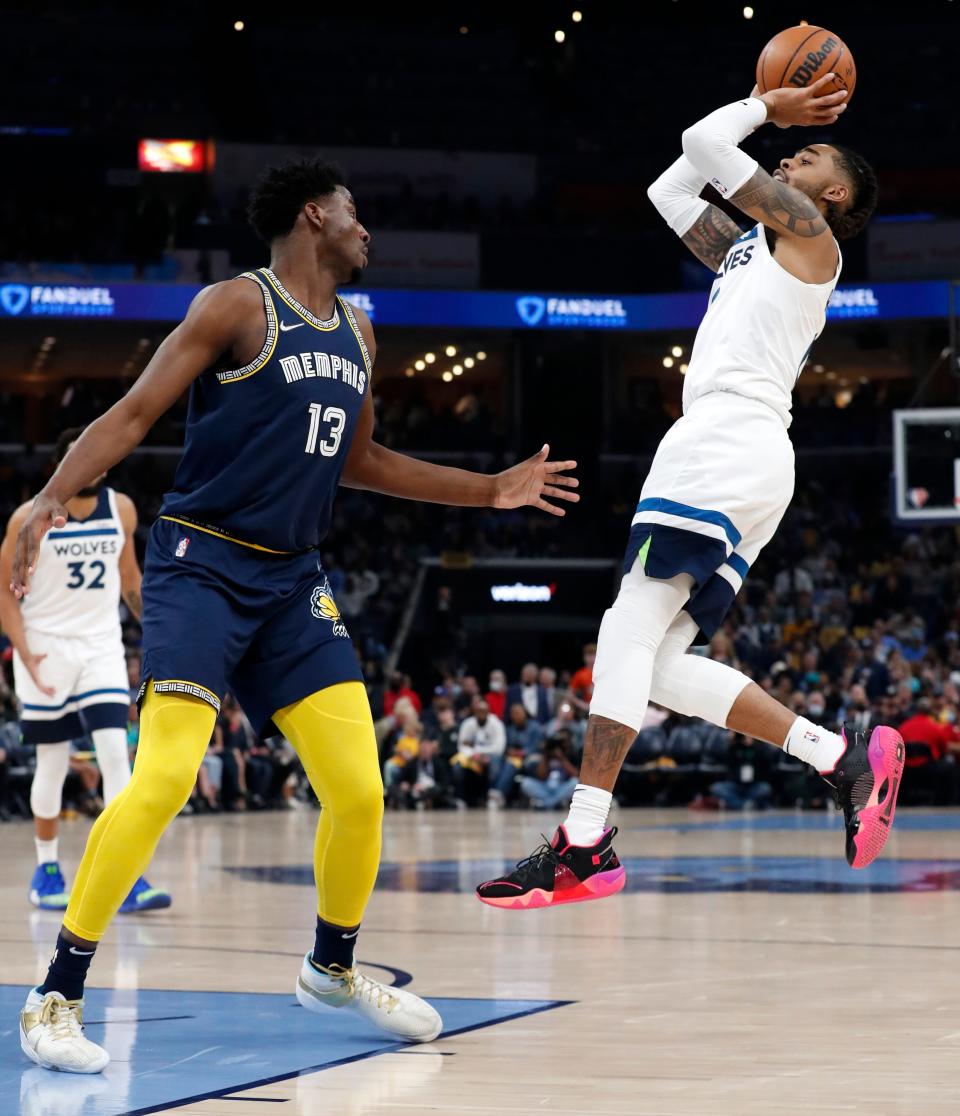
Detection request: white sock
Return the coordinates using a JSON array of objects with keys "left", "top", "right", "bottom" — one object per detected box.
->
[
  {"left": 784, "top": 717, "right": 845, "bottom": 774},
  {"left": 562, "top": 784, "right": 613, "bottom": 846},
  {"left": 35, "top": 837, "right": 58, "bottom": 866}
]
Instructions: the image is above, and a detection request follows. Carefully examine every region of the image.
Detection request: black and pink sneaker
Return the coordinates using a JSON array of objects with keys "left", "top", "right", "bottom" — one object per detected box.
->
[
  {"left": 476, "top": 826, "right": 626, "bottom": 910},
  {"left": 823, "top": 724, "right": 905, "bottom": 869}
]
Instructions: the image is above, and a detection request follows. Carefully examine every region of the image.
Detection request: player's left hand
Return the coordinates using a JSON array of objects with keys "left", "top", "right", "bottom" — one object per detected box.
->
[{"left": 492, "top": 444, "right": 579, "bottom": 517}]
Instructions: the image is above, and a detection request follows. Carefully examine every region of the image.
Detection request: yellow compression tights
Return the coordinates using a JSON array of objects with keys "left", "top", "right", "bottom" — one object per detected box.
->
[
  {"left": 65, "top": 683, "right": 216, "bottom": 941},
  {"left": 273, "top": 682, "right": 384, "bottom": 928},
  {"left": 64, "top": 680, "right": 382, "bottom": 942}
]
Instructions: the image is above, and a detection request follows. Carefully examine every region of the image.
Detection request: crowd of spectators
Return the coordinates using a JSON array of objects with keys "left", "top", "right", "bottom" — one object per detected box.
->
[{"left": 1, "top": 449, "right": 960, "bottom": 822}]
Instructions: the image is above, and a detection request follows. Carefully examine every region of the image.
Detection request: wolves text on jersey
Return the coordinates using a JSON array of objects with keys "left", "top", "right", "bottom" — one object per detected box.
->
[
  {"left": 49, "top": 537, "right": 118, "bottom": 558},
  {"left": 279, "top": 351, "right": 367, "bottom": 394}
]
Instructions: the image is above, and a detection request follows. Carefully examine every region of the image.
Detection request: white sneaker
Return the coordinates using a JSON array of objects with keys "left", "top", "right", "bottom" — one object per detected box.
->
[
  {"left": 19, "top": 989, "right": 109, "bottom": 1073},
  {"left": 296, "top": 955, "right": 442, "bottom": 1042}
]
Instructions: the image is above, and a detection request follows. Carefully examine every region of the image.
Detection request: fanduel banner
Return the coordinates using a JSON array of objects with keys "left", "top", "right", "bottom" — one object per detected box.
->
[{"left": 0, "top": 280, "right": 949, "bottom": 328}]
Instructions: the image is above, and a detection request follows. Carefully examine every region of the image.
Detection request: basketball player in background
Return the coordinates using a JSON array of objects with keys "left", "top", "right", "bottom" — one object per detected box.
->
[
  {"left": 478, "top": 75, "right": 904, "bottom": 911},
  {"left": 0, "top": 430, "right": 171, "bottom": 915},
  {"left": 10, "top": 158, "right": 579, "bottom": 1072}
]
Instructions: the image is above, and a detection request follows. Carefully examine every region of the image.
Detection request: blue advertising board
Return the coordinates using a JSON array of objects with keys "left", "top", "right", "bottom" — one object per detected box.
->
[{"left": 0, "top": 278, "right": 950, "bottom": 330}]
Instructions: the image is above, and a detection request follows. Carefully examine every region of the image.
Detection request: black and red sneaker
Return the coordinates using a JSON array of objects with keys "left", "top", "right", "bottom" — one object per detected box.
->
[
  {"left": 476, "top": 825, "right": 626, "bottom": 910},
  {"left": 822, "top": 724, "right": 905, "bottom": 869}
]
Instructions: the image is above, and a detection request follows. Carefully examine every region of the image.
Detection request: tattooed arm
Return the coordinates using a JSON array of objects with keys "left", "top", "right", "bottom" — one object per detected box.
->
[
  {"left": 681, "top": 76, "right": 847, "bottom": 281},
  {"left": 647, "top": 154, "right": 743, "bottom": 273},
  {"left": 680, "top": 205, "right": 744, "bottom": 272},
  {"left": 728, "top": 166, "right": 837, "bottom": 281}
]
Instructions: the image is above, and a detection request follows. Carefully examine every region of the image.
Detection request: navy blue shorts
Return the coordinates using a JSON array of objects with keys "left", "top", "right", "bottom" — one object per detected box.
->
[{"left": 139, "top": 518, "right": 362, "bottom": 734}]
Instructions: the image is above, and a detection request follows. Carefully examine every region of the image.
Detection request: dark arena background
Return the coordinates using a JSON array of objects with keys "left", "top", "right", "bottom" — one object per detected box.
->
[{"left": 2, "top": 4, "right": 960, "bottom": 1115}]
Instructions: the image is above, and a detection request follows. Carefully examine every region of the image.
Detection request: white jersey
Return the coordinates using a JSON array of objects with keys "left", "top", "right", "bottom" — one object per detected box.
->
[
  {"left": 20, "top": 486, "right": 126, "bottom": 640},
  {"left": 682, "top": 223, "right": 841, "bottom": 427}
]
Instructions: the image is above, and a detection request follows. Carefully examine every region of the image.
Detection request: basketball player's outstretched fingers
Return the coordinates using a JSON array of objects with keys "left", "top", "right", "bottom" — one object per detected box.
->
[
  {"left": 548, "top": 473, "right": 579, "bottom": 487},
  {"left": 535, "top": 497, "right": 567, "bottom": 517},
  {"left": 542, "top": 485, "right": 580, "bottom": 504}
]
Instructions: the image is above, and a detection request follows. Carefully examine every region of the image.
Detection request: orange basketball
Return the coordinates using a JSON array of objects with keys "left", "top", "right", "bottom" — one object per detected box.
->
[{"left": 756, "top": 25, "right": 856, "bottom": 103}]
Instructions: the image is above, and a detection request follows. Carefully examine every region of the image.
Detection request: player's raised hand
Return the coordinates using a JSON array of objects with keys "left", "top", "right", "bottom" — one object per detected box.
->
[
  {"left": 756, "top": 74, "right": 848, "bottom": 128},
  {"left": 10, "top": 494, "right": 67, "bottom": 598},
  {"left": 493, "top": 444, "right": 579, "bottom": 517}
]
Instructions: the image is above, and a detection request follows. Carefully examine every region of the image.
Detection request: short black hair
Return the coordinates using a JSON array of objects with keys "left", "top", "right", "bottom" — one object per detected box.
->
[
  {"left": 246, "top": 158, "right": 348, "bottom": 243},
  {"left": 825, "top": 145, "right": 878, "bottom": 241},
  {"left": 53, "top": 426, "right": 85, "bottom": 465}
]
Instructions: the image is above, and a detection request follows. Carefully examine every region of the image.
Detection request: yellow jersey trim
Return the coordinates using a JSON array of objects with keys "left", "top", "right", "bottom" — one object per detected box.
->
[
  {"left": 159, "top": 515, "right": 294, "bottom": 555},
  {"left": 215, "top": 272, "right": 279, "bottom": 384},
  {"left": 338, "top": 296, "right": 373, "bottom": 377},
  {"left": 261, "top": 268, "right": 340, "bottom": 331}
]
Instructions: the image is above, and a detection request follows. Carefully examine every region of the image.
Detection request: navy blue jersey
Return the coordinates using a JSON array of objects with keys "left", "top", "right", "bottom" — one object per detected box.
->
[{"left": 160, "top": 268, "right": 371, "bottom": 552}]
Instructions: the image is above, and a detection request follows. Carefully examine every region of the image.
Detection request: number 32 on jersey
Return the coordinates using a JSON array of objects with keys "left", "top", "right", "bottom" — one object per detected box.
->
[{"left": 305, "top": 404, "right": 346, "bottom": 457}]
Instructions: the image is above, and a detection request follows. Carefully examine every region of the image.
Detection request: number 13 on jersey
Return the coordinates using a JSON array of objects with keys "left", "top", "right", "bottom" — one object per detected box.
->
[{"left": 305, "top": 403, "right": 346, "bottom": 457}]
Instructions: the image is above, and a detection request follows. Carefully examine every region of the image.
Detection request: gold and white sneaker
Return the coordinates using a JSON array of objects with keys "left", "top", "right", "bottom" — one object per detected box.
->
[
  {"left": 20, "top": 989, "right": 109, "bottom": 1073},
  {"left": 296, "top": 955, "right": 442, "bottom": 1042}
]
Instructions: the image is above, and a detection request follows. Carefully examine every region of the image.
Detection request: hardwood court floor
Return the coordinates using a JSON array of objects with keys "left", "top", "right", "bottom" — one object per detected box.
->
[{"left": 3, "top": 804, "right": 960, "bottom": 1115}]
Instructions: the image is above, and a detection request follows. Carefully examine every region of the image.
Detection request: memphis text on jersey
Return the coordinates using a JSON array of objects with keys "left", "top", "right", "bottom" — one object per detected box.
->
[{"left": 279, "top": 350, "right": 367, "bottom": 393}]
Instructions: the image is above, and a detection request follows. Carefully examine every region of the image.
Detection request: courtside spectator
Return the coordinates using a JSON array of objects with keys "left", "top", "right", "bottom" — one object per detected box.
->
[
  {"left": 390, "top": 736, "right": 453, "bottom": 810},
  {"left": 707, "top": 736, "right": 774, "bottom": 811},
  {"left": 485, "top": 669, "right": 507, "bottom": 720},
  {"left": 507, "top": 663, "right": 550, "bottom": 725},
  {"left": 898, "top": 698, "right": 960, "bottom": 805},
  {"left": 569, "top": 643, "right": 597, "bottom": 708},
  {"left": 383, "top": 672, "right": 422, "bottom": 717},
  {"left": 539, "top": 666, "right": 561, "bottom": 717},
  {"left": 453, "top": 699, "right": 506, "bottom": 806},
  {"left": 519, "top": 735, "right": 579, "bottom": 810}
]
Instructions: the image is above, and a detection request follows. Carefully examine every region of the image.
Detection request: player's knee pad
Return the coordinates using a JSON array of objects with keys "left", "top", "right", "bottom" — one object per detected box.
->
[
  {"left": 650, "top": 642, "right": 751, "bottom": 726},
  {"left": 591, "top": 571, "right": 692, "bottom": 731},
  {"left": 91, "top": 728, "right": 131, "bottom": 805},
  {"left": 30, "top": 741, "right": 71, "bottom": 820}
]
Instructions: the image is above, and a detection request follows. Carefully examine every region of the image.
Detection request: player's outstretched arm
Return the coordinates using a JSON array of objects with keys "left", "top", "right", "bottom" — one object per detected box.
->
[
  {"left": 340, "top": 303, "right": 579, "bottom": 515},
  {"left": 10, "top": 279, "right": 259, "bottom": 597},
  {"left": 342, "top": 392, "right": 579, "bottom": 515}
]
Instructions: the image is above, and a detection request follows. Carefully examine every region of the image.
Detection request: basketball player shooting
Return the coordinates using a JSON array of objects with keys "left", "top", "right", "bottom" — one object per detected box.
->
[
  {"left": 478, "top": 74, "right": 905, "bottom": 911},
  {"left": 10, "top": 159, "right": 579, "bottom": 1073}
]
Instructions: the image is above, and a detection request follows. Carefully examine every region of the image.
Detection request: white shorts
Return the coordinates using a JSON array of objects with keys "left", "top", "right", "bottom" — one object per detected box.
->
[
  {"left": 623, "top": 391, "right": 794, "bottom": 642},
  {"left": 13, "top": 629, "right": 130, "bottom": 744}
]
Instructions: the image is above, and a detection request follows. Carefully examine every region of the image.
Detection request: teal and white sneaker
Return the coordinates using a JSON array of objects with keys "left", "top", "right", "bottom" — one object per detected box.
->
[
  {"left": 118, "top": 876, "right": 171, "bottom": 913},
  {"left": 29, "top": 864, "right": 70, "bottom": 911}
]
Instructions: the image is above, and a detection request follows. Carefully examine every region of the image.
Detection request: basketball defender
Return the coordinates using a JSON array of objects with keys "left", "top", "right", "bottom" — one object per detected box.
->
[
  {"left": 0, "top": 430, "right": 170, "bottom": 915},
  {"left": 478, "top": 76, "right": 905, "bottom": 910},
  {"left": 11, "top": 158, "right": 578, "bottom": 1072}
]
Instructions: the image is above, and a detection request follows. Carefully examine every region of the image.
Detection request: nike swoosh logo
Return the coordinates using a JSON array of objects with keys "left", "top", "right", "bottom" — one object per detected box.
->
[
  {"left": 279, "top": 320, "right": 305, "bottom": 332},
  {"left": 340, "top": 929, "right": 360, "bottom": 939},
  {"left": 69, "top": 947, "right": 95, "bottom": 956}
]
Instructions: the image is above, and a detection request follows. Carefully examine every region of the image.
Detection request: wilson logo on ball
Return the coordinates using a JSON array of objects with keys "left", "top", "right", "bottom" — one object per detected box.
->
[{"left": 788, "top": 37, "right": 839, "bottom": 88}]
